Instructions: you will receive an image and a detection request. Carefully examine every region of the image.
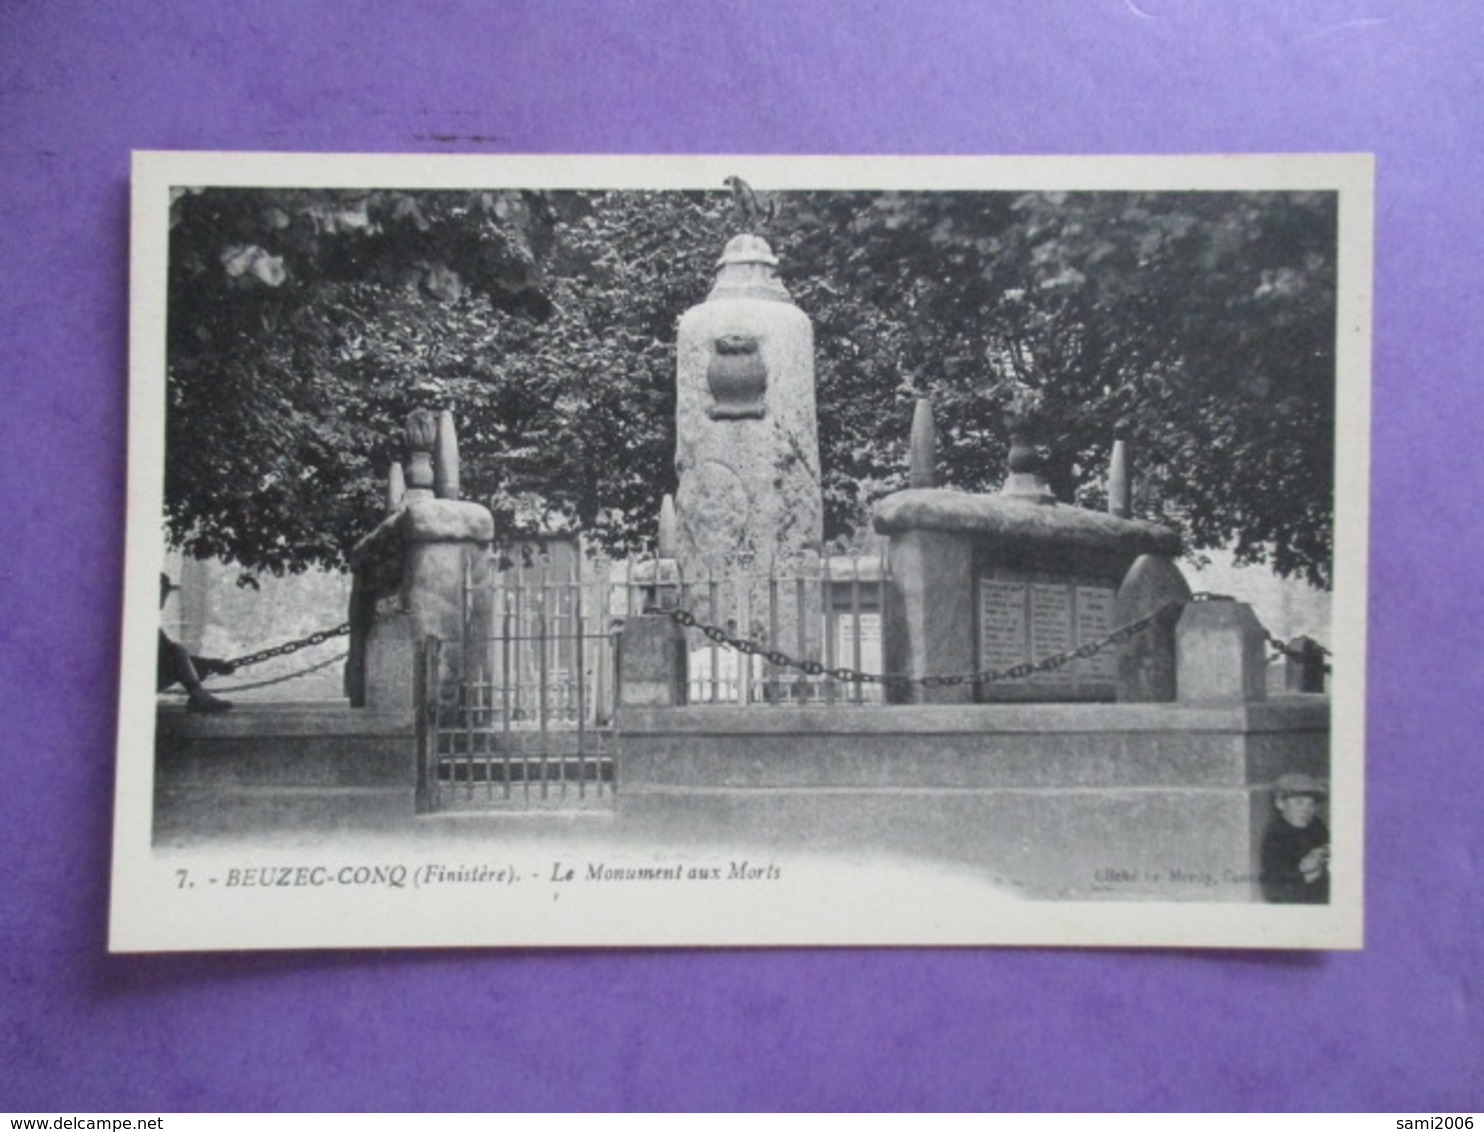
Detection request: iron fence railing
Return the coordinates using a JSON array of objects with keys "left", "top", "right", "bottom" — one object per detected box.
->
[
  {"left": 457, "top": 545, "right": 891, "bottom": 714},
  {"left": 615, "top": 552, "right": 888, "bottom": 706}
]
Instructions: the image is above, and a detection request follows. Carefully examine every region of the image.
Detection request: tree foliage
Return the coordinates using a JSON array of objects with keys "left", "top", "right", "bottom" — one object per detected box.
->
[
  {"left": 165, "top": 183, "right": 1337, "bottom": 587},
  {"left": 768, "top": 189, "right": 1337, "bottom": 583}
]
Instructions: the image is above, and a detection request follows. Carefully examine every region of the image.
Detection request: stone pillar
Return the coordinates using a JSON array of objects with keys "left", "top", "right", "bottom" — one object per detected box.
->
[
  {"left": 362, "top": 609, "right": 417, "bottom": 710},
  {"left": 674, "top": 234, "right": 823, "bottom": 656},
  {"left": 1175, "top": 600, "right": 1268, "bottom": 704},
  {"left": 355, "top": 499, "right": 494, "bottom": 711},
  {"left": 400, "top": 509, "right": 491, "bottom": 648},
  {"left": 617, "top": 614, "right": 688, "bottom": 707},
  {"left": 350, "top": 412, "right": 495, "bottom": 710},
  {"left": 1284, "top": 635, "right": 1328, "bottom": 693},
  {"left": 882, "top": 529, "right": 975, "bottom": 704},
  {"left": 347, "top": 458, "right": 409, "bottom": 706},
  {"left": 1114, "top": 553, "right": 1190, "bottom": 702}
]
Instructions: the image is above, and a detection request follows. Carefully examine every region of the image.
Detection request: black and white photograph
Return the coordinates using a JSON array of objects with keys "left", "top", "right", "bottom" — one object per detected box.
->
[{"left": 112, "top": 152, "right": 1370, "bottom": 951}]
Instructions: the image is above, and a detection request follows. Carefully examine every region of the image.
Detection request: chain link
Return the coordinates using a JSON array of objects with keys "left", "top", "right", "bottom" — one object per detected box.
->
[
  {"left": 167, "top": 650, "right": 350, "bottom": 695},
  {"left": 225, "top": 622, "right": 352, "bottom": 670},
  {"left": 664, "top": 596, "right": 1215, "bottom": 688},
  {"left": 193, "top": 594, "right": 1330, "bottom": 690}
]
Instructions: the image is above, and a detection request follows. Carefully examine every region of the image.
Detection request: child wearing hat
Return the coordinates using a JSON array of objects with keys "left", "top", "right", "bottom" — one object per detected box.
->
[{"left": 1259, "top": 773, "right": 1330, "bottom": 904}]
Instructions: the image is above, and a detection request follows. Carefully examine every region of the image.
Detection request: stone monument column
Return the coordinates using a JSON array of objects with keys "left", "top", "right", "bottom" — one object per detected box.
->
[
  {"left": 348, "top": 410, "right": 494, "bottom": 710},
  {"left": 673, "top": 235, "right": 823, "bottom": 660}
]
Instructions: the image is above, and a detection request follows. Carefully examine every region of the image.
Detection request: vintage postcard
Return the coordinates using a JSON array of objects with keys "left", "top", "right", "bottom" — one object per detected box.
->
[{"left": 112, "top": 152, "right": 1371, "bottom": 951}]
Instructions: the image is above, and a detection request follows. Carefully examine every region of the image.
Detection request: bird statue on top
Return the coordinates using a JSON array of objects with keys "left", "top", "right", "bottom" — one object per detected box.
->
[{"left": 724, "top": 175, "right": 778, "bottom": 232}]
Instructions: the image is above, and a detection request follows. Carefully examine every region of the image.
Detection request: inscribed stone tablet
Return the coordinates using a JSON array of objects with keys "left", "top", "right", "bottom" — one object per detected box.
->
[
  {"left": 1075, "top": 584, "right": 1118, "bottom": 683},
  {"left": 979, "top": 578, "right": 1029, "bottom": 672},
  {"left": 1029, "top": 583, "right": 1074, "bottom": 685},
  {"left": 838, "top": 613, "right": 884, "bottom": 703}
]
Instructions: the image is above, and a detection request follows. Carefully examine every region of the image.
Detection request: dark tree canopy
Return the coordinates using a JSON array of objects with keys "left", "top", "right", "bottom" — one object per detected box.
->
[{"left": 165, "top": 184, "right": 1337, "bottom": 587}]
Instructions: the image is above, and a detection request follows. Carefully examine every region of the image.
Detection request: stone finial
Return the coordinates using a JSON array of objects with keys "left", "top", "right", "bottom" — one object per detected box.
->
[
  {"left": 1108, "top": 439, "right": 1131, "bottom": 519},
  {"left": 387, "top": 461, "right": 406, "bottom": 513},
  {"left": 658, "top": 494, "right": 678, "bottom": 559},
  {"left": 909, "top": 398, "right": 936, "bottom": 489},
  {"left": 708, "top": 235, "right": 791, "bottom": 302},
  {"left": 434, "top": 409, "right": 460, "bottom": 501},
  {"left": 405, "top": 408, "right": 437, "bottom": 452},
  {"left": 404, "top": 409, "right": 437, "bottom": 499},
  {"left": 1000, "top": 417, "right": 1056, "bottom": 503}
]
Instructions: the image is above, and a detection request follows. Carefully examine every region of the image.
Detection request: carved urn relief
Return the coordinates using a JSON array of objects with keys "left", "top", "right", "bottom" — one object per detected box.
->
[{"left": 706, "top": 334, "right": 767, "bottom": 419}]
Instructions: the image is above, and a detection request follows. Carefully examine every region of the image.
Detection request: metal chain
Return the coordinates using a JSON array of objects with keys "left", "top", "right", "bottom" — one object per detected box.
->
[
  {"left": 167, "top": 650, "right": 350, "bottom": 695},
  {"left": 1265, "top": 631, "right": 1299, "bottom": 664},
  {"left": 224, "top": 622, "right": 352, "bottom": 670},
  {"left": 181, "top": 599, "right": 1332, "bottom": 687},
  {"left": 661, "top": 593, "right": 1234, "bottom": 689}
]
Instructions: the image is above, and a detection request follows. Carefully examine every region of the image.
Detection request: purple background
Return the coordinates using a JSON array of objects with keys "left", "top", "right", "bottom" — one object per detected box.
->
[{"left": 2, "top": 0, "right": 1480, "bottom": 1112}]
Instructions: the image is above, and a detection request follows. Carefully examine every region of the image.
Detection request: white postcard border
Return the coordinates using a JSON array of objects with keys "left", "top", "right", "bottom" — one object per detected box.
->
[{"left": 114, "top": 151, "right": 1372, "bottom": 952}]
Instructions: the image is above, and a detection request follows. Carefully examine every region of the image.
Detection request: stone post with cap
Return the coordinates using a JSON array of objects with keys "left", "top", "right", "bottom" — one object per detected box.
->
[{"left": 346, "top": 410, "right": 495, "bottom": 709}]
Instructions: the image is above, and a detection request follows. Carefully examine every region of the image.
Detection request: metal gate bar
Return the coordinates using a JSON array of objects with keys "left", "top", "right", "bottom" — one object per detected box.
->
[{"left": 418, "top": 538, "right": 619, "bottom": 814}]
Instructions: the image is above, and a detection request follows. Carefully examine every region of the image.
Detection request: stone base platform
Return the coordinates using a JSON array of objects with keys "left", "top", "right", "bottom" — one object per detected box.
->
[
  {"left": 616, "top": 697, "right": 1330, "bottom": 901},
  {"left": 617, "top": 699, "right": 1327, "bottom": 789},
  {"left": 152, "top": 698, "right": 1329, "bottom": 901},
  {"left": 156, "top": 700, "right": 415, "bottom": 788},
  {"left": 153, "top": 701, "right": 415, "bottom": 845}
]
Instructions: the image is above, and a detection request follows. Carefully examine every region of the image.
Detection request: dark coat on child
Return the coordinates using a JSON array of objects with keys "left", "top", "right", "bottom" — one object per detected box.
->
[{"left": 1260, "top": 815, "right": 1330, "bottom": 904}]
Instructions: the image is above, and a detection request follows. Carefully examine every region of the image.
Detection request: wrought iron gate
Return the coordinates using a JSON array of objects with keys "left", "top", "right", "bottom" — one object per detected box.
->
[{"left": 416, "top": 539, "right": 618, "bottom": 813}]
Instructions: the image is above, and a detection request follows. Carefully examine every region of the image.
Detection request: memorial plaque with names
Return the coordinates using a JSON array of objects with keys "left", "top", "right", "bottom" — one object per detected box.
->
[
  {"left": 979, "top": 579, "right": 1029, "bottom": 672},
  {"left": 1028, "top": 583, "right": 1074, "bottom": 685},
  {"left": 1075, "top": 584, "right": 1118, "bottom": 683},
  {"left": 978, "top": 573, "right": 1121, "bottom": 696}
]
